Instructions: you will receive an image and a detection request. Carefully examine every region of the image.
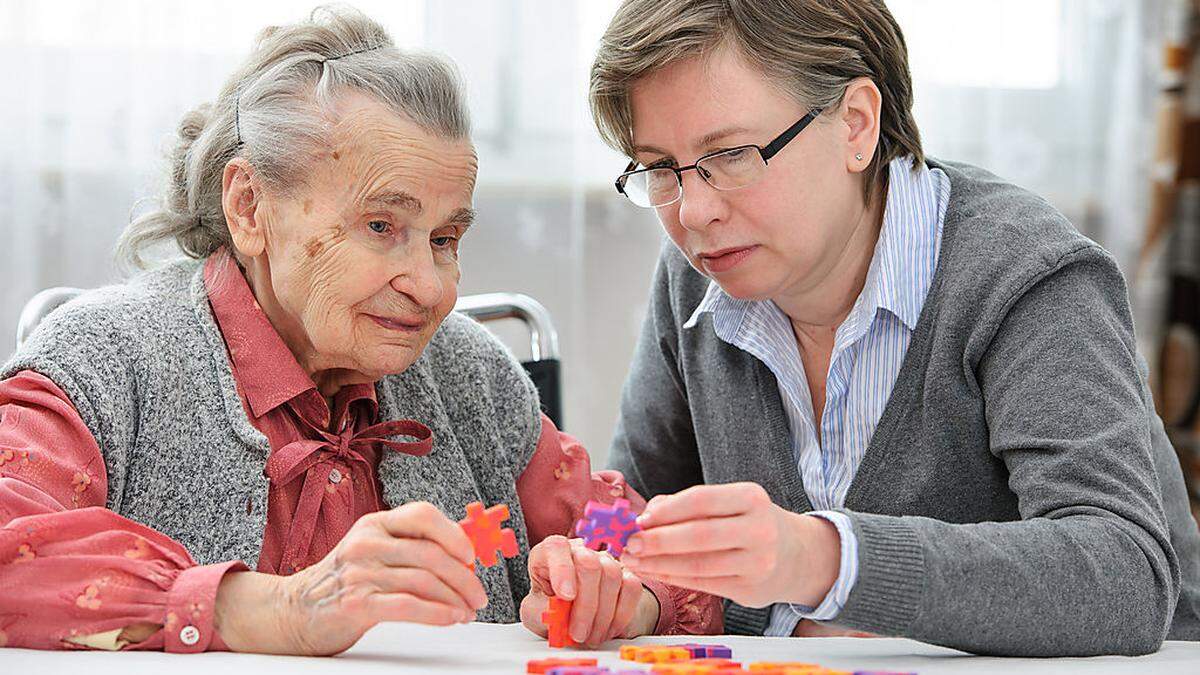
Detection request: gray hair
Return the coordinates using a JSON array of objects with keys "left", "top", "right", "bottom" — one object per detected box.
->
[{"left": 118, "top": 5, "right": 471, "bottom": 270}]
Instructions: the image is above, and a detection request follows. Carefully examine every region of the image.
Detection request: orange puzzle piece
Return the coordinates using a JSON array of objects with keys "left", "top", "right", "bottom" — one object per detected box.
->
[
  {"left": 541, "top": 595, "right": 575, "bottom": 648},
  {"left": 458, "top": 501, "right": 518, "bottom": 567}
]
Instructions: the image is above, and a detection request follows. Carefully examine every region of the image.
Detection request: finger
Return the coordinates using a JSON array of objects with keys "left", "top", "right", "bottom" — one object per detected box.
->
[
  {"left": 361, "top": 537, "right": 489, "bottom": 610},
  {"left": 637, "top": 483, "right": 764, "bottom": 528},
  {"left": 543, "top": 536, "right": 578, "bottom": 600},
  {"left": 628, "top": 571, "right": 744, "bottom": 602},
  {"left": 569, "top": 546, "right": 603, "bottom": 643},
  {"left": 609, "top": 571, "right": 645, "bottom": 640},
  {"left": 625, "top": 515, "right": 749, "bottom": 558},
  {"left": 623, "top": 547, "right": 755, "bottom": 579},
  {"left": 367, "top": 592, "right": 470, "bottom": 626},
  {"left": 369, "top": 566, "right": 476, "bottom": 615},
  {"left": 376, "top": 502, "right": 476, "bottom": 566},
  {"left": 585, "top": 554, "right": 622, "bottom": 646}
]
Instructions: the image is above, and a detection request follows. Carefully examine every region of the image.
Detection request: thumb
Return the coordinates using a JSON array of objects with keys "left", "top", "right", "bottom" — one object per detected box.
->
[{"left": 520, "top": 587, "right": 550, "bottom": 637}]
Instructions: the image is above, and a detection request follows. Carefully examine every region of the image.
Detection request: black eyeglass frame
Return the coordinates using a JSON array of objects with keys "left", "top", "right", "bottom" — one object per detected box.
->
[{"left": 614, "top": 108, "right": 824, "bottom": 203}]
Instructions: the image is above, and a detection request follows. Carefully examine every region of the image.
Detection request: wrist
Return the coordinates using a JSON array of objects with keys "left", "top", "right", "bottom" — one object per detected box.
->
[
  {"left": 787, "top": 513, "right": 841, "bottom": 607},
  {"left": 215, "top": 570, "right": 294, "bottom": 654},
  {"left": 628, "top": 586, "right": 661, "bottom": 637}
]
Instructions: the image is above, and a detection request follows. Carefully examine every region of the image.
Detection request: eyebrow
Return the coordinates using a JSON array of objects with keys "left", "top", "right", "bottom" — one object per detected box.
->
[
  {"left": 365, "top": 190, "right": 422, "bottom": 214},
  {"left": 632, "top": 126, "right": 753, "bottom": 161},
  {"left": 445, "top": 207, "right": 476, "bottom": 228}
]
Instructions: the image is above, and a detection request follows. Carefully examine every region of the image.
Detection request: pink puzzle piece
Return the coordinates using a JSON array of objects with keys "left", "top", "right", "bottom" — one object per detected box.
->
[
  {"left": 574, "top": 498, "right": 641, "bottom": 558},
  {"left": 458, "top": 501, "right": 518, "bottom": 567}
]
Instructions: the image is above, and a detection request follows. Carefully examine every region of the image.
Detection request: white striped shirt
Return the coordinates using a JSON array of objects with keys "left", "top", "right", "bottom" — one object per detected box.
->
[{"left": 682, "top": 156, "right": 950, "bottom": 633}]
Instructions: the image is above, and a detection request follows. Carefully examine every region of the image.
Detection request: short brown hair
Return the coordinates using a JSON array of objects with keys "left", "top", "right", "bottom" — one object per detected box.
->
[{"left": 589, "top": 0, "right": 923, "bottom": 202}]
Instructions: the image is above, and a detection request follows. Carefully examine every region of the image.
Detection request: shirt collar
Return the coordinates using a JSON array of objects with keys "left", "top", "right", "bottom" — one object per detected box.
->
[
  {"left": 203, "top": 248, "right": 377, "bottom": 420},
  {"left": 869, "top": 154, "right": 944, "bottom": 332},
  {"left": 684, "top": 155, "right": 946, "bottom": 343}
]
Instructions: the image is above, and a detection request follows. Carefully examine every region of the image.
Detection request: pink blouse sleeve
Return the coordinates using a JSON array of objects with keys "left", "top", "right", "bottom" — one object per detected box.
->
[
  {"left": 516, "top": 413, "right": 723, "bottom": 636},
  {"left": 0, "top": 370, "right": 246, "bottom": 652}
]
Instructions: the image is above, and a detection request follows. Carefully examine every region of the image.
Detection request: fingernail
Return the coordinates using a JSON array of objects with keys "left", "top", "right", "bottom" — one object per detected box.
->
[
  {"left": 625, "top": 539, "right": 642, "bottom": 555},
  {"left": 563, "top": 580, "right": 575, "bottom": 598}
]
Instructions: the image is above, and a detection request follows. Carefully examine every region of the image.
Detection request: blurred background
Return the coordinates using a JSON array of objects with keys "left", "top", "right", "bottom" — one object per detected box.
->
[{"left": 2, "top": 0, "right": 1199, "bottom": 513}]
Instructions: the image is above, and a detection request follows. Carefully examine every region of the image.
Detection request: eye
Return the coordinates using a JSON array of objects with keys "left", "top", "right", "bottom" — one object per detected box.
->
[
  {"left": 431, "top": 235, "right": 458, "bottom": 249},
  {"left": 367, "top": 220, "right": 391, "bottom": 235}
]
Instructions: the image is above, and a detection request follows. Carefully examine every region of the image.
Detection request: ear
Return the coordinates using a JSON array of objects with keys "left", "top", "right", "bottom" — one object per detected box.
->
[
  {"left": 839, "top": 77, "right": 883, "bottom": 174},
  {"left": 221, "top": 158, "right": 266, "bottom": 258}
]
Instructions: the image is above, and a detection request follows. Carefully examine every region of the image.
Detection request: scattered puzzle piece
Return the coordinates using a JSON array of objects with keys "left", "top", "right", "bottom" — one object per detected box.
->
[
  {"left": 574, "top": 498, "right": 641, "bottom": 558},
  {"left": 542, "top": 595, "right": 576, "bottom": 648},
  {"left": 619, "top": 645, "right": 642, "bottom": 661},
  {"left": 636, "top": 647, "right": 691, "bottom": 663},
  {"left": 675, "top": 643, "right": 734, "bottom": 659},
  {"left": 527, "top": 657, "right": 598, "bottom": 674},
  {"left": 458, "top": 501, "right": 518, "bottom": 567},
  {"left": 650, "top": 659, "right": 741, "bottom": 674},
  {"left": 545, "top": 667, "right": 610, "bottom": 675}
]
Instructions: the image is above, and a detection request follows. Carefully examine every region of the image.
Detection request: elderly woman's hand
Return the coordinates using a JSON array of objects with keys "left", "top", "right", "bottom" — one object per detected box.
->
[
  {"left": 215, "top": 501, "right": 488, "bottom": 656},
  {"left": 519, "top": 535, "right": 658, "bottom": 647}
]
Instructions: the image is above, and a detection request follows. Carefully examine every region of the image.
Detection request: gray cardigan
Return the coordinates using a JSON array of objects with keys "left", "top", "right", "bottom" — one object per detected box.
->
[
  {"left": 2, "top": 259, "right": 543, "bottom": 624},
  {"left": 609, "top": 159, "right": 1200, "bottom": 656}
]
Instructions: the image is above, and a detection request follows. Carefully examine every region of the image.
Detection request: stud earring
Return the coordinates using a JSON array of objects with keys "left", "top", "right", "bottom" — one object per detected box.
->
[{"left": 855, "top": 153, "right": 863, "bottom": 161}]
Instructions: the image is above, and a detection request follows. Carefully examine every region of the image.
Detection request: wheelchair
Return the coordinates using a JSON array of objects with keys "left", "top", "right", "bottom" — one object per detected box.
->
[{"left": 16, "top": 287, "right": 564, "bottom": 429}]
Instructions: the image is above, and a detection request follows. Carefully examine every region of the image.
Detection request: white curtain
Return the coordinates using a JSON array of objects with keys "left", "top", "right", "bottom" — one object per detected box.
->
[{"left": 0, "top": 0, "right": 1170, "bottom": 459}]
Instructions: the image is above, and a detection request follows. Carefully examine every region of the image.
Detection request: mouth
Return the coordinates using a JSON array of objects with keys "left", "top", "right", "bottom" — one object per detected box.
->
[
  {"left": 697, "top": 245, "right": 759, "bottom": 274},
  {"left": 366, "top": 314, "right": 425, "bottom": 333}
]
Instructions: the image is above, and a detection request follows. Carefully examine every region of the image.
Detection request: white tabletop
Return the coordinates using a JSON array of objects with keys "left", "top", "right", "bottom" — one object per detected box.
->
[{"left": 4, "top": 622, "right": 1198, "bottom": 674}]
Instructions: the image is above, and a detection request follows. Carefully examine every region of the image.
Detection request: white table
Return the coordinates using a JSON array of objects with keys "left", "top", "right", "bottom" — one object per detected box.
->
[{"left": 4, "top": 622, "right": 1199, "bottom": 674}]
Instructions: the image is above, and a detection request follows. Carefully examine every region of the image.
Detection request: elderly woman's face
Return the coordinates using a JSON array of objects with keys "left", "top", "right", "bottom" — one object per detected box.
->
[{"left": 249, "top": 93, "right": 477, "bottom": 381}]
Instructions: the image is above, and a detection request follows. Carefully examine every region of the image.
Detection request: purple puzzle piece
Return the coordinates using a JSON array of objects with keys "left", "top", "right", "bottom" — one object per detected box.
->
[
  {"left": 574, "top": 498, "right": 641, "bottom": 558},
  {"left": 704, "top": 645, "right": 732, "bottom": 659},
  {"left": 676, "top": 643, "right": 733, "bottom": 659}
]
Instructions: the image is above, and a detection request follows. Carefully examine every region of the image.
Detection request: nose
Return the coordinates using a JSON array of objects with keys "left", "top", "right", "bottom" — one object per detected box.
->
[
  {"left": 389, "top": 248, "right": 446, "bottom": 309},
  {"left": 675, "top": 168, "right": 727, "bottom": 232}
]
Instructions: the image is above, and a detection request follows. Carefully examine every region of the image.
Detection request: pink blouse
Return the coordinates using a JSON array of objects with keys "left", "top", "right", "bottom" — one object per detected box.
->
[{"left": 0, "top": 253, "right": 721, "bottom": 652}]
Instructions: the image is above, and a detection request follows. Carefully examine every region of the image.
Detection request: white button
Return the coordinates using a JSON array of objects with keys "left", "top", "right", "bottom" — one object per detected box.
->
[
  {"left": 328, "top": 468, "right": 343, "bottom": 484},
  {"left": 179, "top": 625, "right": 200, "bottom": 646}
]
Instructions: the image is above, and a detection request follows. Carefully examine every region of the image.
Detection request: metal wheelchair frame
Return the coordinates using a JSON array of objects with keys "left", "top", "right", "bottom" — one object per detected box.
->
[{"left": 16, "top": 287, "right": 564, "bottom": 428}]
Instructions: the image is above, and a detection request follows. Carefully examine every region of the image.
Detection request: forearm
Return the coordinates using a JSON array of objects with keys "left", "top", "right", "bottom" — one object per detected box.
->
[{"left": 835, "top": 511, "right": 1175, "bottom": 656}]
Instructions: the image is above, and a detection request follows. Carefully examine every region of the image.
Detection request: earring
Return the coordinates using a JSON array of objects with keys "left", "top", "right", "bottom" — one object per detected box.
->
[{"left": 855, "top": 153, "right": 863, "bottom": 161}]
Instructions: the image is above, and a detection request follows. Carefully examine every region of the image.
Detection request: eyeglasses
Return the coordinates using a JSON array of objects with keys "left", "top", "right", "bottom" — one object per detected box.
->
[{"left": 614, "top": 108, "right": 823, "bottom": 208}]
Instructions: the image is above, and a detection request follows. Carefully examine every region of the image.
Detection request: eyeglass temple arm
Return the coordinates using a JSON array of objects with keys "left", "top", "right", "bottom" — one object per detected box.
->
[
  {"left": 615, "top": 160, "right": 638, "bottom": 194},
  {"left": 760, "top": 108, "right": 823, "bottom": 162}
]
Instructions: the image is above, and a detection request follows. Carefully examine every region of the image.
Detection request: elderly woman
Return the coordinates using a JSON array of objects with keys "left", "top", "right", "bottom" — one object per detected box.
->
[
  {"left": 0, "top": 8, "right": 719, "bottom": 654},
  {"left": 568, "top": 0, "right": 1200, "bottom": 658}
]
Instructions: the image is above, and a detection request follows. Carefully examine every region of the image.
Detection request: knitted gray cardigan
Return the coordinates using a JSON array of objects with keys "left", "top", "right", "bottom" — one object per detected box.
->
[
  {"left": 609, "top": 159, "right": 1200, "bottom": 656},
  {"left": 2, "top": 260, "right": 542, "bottom": 623}
]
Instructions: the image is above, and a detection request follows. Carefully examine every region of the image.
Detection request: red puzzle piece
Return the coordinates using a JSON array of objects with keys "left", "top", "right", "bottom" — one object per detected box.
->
[
  {"left": 525, "top": 657, "right": 596, "bottom": 673},
  {"left": 458, "top": 501, "right": 519, "bottom": 567},
  {"left": 541, "top": 595, "right": 576, "bottom": 648}
]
